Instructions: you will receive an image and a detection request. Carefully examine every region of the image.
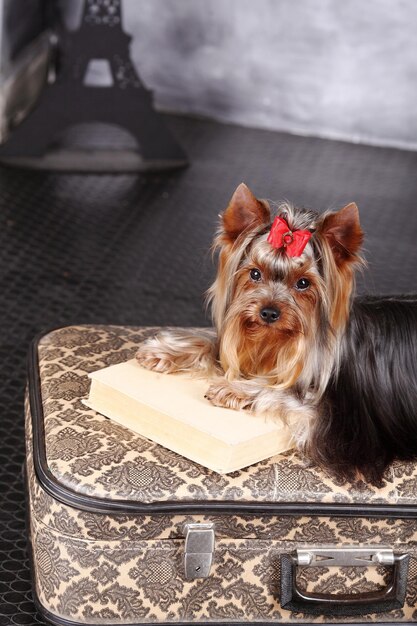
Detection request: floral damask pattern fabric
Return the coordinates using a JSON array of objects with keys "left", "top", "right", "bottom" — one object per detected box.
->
[
  {"left": 34, "top": 325, "right": 417, "bottom": 506},
  {"left": 26, "top": 325, "right": 417, "bottom": 624},
  {"left": 28, "top": 504, "right": 417, "bottom": 624}
]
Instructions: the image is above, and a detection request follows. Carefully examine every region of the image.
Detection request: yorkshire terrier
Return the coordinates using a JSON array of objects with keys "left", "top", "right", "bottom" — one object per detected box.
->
[{"left": 136, "top": 183, "right": 417, "bottom": 486}]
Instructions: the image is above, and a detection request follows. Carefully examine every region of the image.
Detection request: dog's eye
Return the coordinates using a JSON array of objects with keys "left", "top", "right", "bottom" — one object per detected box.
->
[
  {"left": 250, "top": 268, "right": 262, "bottom": 282},
  {"left": 295, "top": 277, "right": 310, "bottom": 290}
]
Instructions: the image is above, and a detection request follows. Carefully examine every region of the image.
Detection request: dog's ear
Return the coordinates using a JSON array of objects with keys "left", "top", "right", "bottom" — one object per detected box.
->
[
  {"left": 222, "top": 183, "right": 270, "bottom": 243},
  {"left": 319, "top": 202, "right": 363, "bottom": 266}
]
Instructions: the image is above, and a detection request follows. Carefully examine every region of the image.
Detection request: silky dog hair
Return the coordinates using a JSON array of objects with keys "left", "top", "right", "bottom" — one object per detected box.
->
[{"left": 137, "top": 183, "right": 417, "bottom": 486}]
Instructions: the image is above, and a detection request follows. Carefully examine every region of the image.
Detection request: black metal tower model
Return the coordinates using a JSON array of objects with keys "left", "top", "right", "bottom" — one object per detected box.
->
[{"left": 0, "top": 0, "right": 188, "bottom": 171}]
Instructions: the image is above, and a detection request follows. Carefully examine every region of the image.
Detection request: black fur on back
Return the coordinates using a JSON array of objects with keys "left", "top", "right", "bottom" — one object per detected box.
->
[{"left": 314, "top": 295, "right": 417, "bottom": 485}]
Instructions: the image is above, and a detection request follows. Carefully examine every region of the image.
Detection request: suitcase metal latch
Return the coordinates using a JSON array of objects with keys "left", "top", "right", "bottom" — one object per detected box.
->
[{"left": 184, "top": 523, "right": 215, "bottom": 579}]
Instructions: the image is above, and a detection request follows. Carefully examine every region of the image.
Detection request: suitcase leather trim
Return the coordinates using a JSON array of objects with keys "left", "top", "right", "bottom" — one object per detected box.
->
[{"left": 28, "top": 327, "right": 417, "bottom": 519}]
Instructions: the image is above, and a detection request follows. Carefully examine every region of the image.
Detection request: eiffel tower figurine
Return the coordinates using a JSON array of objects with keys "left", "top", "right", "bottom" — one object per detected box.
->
[{"left": 0, "top": 0, "right": 188, "bottom": 171}]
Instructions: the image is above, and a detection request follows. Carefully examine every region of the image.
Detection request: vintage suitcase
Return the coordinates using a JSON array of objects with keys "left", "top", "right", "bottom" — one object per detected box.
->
[{"left": 26, "top": 325, "right": 417, "bottom": 625}]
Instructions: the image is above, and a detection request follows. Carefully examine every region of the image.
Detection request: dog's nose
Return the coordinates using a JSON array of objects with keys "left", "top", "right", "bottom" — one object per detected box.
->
[{"left": 260, "top": 306, "right": 280, "bottom": 324}]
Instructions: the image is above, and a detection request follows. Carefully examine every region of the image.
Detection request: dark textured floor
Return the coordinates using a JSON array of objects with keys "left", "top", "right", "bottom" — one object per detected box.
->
[{"left": 1, "top": 113, "right": 417, "bottom": 625}]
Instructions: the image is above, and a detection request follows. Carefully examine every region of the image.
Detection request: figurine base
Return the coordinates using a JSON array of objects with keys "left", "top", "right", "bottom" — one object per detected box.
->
[{"left": 0, "top": 150, "right": 188, "bottom": 172}]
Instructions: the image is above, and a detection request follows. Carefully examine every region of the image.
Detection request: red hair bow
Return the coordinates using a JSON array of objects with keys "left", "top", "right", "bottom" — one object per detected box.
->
[{"left": 267, "top": 216, "right": 312, "bottom": 257}]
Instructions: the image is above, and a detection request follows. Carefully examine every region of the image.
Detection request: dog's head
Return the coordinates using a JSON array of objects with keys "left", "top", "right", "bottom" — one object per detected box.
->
[{"left": 207, "top": 183, "right": 364, "bottom": 393}]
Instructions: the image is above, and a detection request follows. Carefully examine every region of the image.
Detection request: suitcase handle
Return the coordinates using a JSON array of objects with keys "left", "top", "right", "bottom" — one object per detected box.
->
[{"left": 280, "top": 550, "right": 409, "bottom": 617}]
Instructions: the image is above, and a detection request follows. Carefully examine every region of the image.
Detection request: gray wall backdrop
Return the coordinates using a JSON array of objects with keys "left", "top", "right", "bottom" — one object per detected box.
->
[{"left": 41, "top": 0, "right": 417, "bottom": 150}]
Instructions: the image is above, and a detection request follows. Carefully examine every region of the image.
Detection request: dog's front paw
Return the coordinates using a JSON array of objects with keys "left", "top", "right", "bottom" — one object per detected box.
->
[
  {"left": 136, "top": 340, "right": 180, "bottom": 374},
  {"left": 205, "top": 381, "right": 253, "bottom": 411}
]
